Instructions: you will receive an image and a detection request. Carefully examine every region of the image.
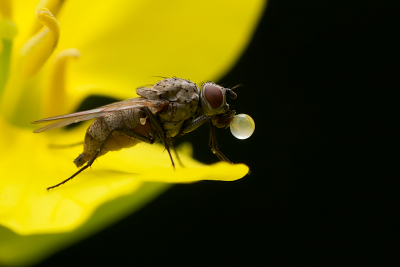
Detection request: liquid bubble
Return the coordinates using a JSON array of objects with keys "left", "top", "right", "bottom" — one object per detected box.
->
[{"left": 230, "top": 114, "right": 255, "bottom": 139}]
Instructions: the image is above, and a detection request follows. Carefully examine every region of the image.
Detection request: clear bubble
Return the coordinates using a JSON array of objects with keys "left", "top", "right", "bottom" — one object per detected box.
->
[{"left": 230, "top": 114, "right": 255, "bottom": 139}]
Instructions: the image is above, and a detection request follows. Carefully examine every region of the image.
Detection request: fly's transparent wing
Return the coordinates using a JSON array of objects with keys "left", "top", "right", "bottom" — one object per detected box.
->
[{"left": 32, "top": 98, "right": 168, "bottom": 133}]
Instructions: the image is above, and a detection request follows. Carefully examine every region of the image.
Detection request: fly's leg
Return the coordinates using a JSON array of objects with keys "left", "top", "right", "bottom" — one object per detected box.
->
[
  {"left": 174, "top": 114, "right": 212, "bottom": 167},
  {"left": 181, "top": 114, "right": 210, "bottom": 135},
  {"left": 47, "top": 128, "right": 155, "bottom": 190},
  {"left": 144, "top": 107, "right": 175, "bottom": 168},
  {"left": 47, "top": 129, "right": 119, "bottom": 190},
  {"left": 170, "top": 140, "right": 184, "bottom": 167},
  {"left": 49, "top": 142, "right": 84, "bottom": 149},
  {"left": 209, "top": 123, "right": 233, "bottom": 164}
]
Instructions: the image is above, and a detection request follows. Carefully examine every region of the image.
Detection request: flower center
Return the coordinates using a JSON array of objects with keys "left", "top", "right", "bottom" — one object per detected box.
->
[{"left": 0, "top": 5, "right": 77, "bottom": 128}]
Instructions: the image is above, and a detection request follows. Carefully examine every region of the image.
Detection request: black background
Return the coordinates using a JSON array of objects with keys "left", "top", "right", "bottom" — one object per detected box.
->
[{"left": 40, "top": 0, "right": 399, "bottom": 265}]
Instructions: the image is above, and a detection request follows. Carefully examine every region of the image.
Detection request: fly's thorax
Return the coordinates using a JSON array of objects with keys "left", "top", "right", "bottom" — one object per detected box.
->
[
  {"left": 141, "top": 78, "right": 200, "bottom": 138},
  {"left": 200, "top": 82, "right": 231, "bottom": 116},
  {"left": 152, "top": 78, "right": 200, "bottom": 101},
  {"left": 137, "top": 78, "right": 200, "bottom": 101},
  {"left": 162, "top": 120, "right": 185, "bottom": 138},
  {"left": 158, "top": 99, "right": 199, "bottom": 138}
]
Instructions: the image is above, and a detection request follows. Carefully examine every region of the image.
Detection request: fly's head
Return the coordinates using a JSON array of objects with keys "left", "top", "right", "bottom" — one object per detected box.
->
[
  {"left": 200, "top": 82, "right": 237, "bottom": 116},
  {"left": 201, "top": 82, "right": 255, "bottom": 140}
]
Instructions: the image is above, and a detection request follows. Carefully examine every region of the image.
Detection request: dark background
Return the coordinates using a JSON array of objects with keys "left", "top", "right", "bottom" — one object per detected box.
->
[{"left": 40, "top": 0, "right": 399, "bottom": 265}]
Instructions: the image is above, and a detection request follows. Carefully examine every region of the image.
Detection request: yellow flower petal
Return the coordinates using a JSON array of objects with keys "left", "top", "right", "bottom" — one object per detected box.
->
[
  {"left": 0, "top": 116, "right": 248, "bottom": 235},
  {"left": 0, "top": 115, "right": 248, "bottom": 265},
  {"left": 0, "top": 181, "right": 169, "bottom": 266},
  {"left": 54, "top": 0, "right": 265, "bottom": 109}
]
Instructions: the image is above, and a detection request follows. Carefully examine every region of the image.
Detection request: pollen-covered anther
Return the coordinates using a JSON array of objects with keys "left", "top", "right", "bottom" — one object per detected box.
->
[
  {"left": 19, "top": 7, "right": 60, "bottom": 77},
  {"left": 36, "top": 8, "right": 60, "bottom": 41},
  {"left": 31, "top": 0, "right": 65, "bottom": 34}
]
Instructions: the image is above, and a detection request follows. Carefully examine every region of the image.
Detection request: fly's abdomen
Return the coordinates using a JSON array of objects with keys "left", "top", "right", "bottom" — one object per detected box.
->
[{"left": 74, "top": 109, "right": 150, "bottom": 167}]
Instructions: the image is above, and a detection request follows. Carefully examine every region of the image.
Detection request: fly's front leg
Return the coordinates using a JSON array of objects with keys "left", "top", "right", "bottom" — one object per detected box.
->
[
  {"left": 171, "top": 114, "right": 211, "bottom": 168},
  {"left": 209, "top": 123, "right": 233, "bottom": 164},
  {"left": 144, "top": 107, "right": 175, "bottom": 168},
  {"left": 181, "top": 114, "right": 210, "bottom": 134}
]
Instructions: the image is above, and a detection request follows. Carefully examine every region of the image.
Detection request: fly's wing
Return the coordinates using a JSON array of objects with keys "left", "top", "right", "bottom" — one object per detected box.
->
[{"left": 32, "top": 98, "right": 168, "bottom": 133}]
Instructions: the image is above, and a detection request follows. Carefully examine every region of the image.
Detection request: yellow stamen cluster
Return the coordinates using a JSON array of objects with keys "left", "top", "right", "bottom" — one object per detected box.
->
[{"left": 1, "top": 3, "right": 80, "bottom": 127}]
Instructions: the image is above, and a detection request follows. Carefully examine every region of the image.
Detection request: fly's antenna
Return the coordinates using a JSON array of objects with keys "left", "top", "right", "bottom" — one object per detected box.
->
[
  {"left": 231, "top": 84, "right": 243, "bottom": 90},
  {"left": 227, "top": 84, "right": 243, "bottom": 99},
  {"left": 226, "top": 89, "right": 237, "bottom": 99}
]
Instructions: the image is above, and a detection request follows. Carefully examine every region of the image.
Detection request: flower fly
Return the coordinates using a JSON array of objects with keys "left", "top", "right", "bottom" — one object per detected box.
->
[{"left": 32, "top": 78, "right": 255, "bottom": 190}]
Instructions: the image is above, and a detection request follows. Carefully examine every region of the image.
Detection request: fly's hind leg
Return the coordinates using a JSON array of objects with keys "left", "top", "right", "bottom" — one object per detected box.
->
[
  {"left": 47, "top": 128, "right": 155, "bottom": 191},
  {"left": 49, "top": 142, "right": 84, "bottom": 149}
]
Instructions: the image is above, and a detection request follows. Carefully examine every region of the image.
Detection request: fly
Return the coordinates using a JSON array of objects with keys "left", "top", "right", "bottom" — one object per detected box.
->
[{"left": 32, "top": 78, "right": 255, "bottom": 190}]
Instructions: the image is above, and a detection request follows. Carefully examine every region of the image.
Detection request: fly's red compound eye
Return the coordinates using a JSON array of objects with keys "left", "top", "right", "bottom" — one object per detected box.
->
[{"left": 204, "top": 84, "right": 223, "bottom": 109}]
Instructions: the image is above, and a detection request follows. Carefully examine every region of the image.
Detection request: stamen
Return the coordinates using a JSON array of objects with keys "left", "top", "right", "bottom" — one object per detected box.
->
[
  {"left": 31, "top": 0, "right": 64, "bottom": 36},
  {"left": 45, "top": 48, "right": 81, "bottom": 117},
  {"left": 19, "top": 7, "right": 60, "bottom": 78},
  {"left": 0, "top": 8, "right": 60, "bottom": 126}
]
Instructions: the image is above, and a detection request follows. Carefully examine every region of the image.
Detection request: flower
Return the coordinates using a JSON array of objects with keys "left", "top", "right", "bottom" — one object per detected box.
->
[{"left": 0, "top": 0, "right": 265, "bottom": 265}]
